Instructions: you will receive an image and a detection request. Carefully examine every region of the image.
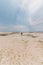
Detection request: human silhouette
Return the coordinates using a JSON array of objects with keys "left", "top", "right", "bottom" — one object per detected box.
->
[{"left": 21, "top": 32, "right": 23, "bottom": 36}]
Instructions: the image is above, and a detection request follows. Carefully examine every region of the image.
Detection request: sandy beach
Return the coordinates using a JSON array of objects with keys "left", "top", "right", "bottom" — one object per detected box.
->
[{"left": 0, "top": 32, "right": 43, "bottom": 65}]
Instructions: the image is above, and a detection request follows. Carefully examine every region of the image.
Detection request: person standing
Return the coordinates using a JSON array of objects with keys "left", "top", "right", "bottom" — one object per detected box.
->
[{"left": 21, "top": 32, "right": 23, "bottom": 36}]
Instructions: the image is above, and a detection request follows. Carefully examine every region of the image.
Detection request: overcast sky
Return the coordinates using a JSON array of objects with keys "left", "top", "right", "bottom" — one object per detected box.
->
[{"left": 0, "top": 0, "right": 43, "bottom": 32}]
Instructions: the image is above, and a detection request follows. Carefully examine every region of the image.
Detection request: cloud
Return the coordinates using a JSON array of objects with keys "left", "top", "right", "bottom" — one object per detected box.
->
[
  {"left": 29, "top": 17, "right": 43, "bottom": 26},
  {"left": 29, "top": 0, "right": 43, "bottom": 14},
  {"left": 32, "top": 23, "right": 43, "bottom": 31},
  {"left": 0, "top": 25, "right": 29, "bottom": 32},
  {"left": 0, "top": 0, "right": 43, "bottom": 32},
  {"left": 0, "top": 0, "right": 29, "bottom": 25},
  {"left": 13, "top": 25, "right": 29, "bottom": 32},
  {"left": 28, "top": 0, "right": 43, "bottom": 26}
]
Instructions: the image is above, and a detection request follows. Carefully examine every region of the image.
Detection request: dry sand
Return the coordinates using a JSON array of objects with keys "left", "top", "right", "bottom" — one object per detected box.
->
[{"left": 0, "top": 32, "right": 43, "bottom": 65}]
